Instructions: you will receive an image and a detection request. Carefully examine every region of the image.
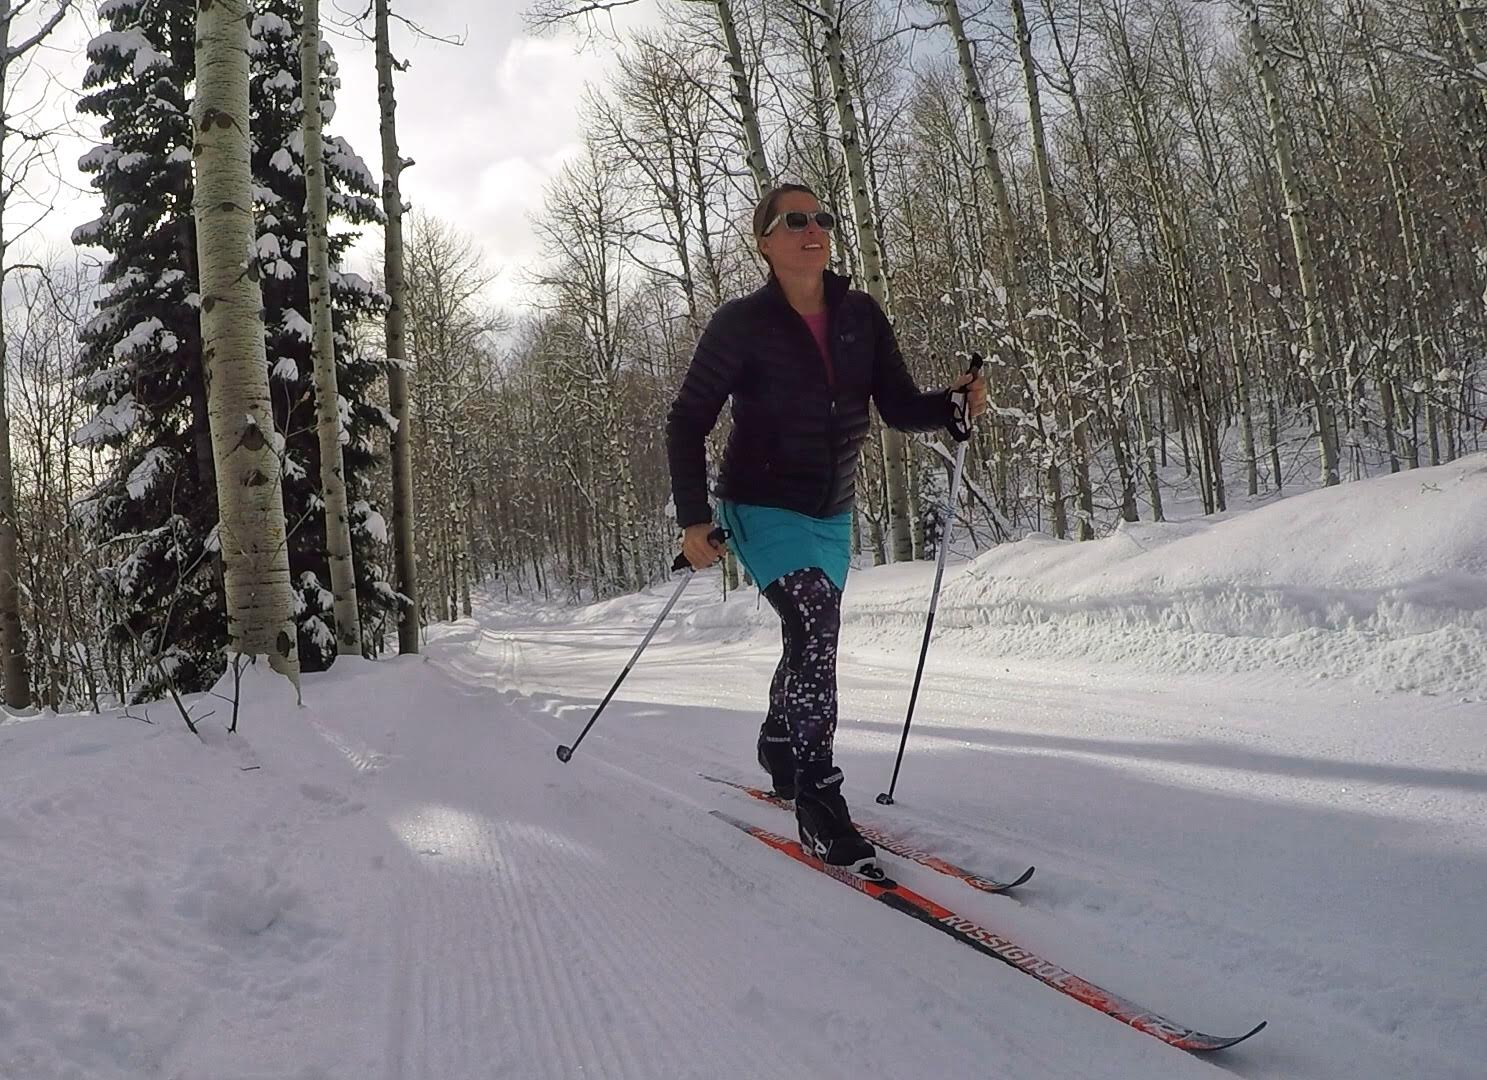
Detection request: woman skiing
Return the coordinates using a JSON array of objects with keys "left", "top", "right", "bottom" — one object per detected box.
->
[{"left": 665, "top": 183, "right": 987, "bottom": 872}]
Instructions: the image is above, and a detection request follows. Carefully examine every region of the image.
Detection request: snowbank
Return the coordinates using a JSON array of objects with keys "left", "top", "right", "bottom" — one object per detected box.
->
[
  {"left": 847, "top": 453, "right": 1487, "bottom": 698},
  {"left": 0, "top": 663, "right": 395, "bottom": 1080}
]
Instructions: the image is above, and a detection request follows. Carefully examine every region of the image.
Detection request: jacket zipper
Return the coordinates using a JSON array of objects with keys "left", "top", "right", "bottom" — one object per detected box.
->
[
  {"left": 819, "top": 319, "right": 841, "bottom": 517},
  {"left": 782, "top": 295, "right": 840, "bottom": 517}
]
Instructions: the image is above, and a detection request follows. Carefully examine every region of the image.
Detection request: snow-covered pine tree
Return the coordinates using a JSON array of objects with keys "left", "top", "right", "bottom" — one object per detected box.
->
[
  {"left": 73, "top": 0, "right": 395, "bottom": 697},
  {"left": 73, "top": 0, "right": 224, "bottom": 698},
  {"left": 250, "top": 3, "right": 394, "bottom": 668}
]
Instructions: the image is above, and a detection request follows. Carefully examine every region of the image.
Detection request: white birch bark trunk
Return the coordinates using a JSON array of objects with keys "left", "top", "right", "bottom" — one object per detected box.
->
[
  {"left": 193, "top": 0, "right": 301, "bottom": 686},
  {"left": 0, "top": 0, "right": 67, "bottom": 705},
  {"left": 1011, "top": 0, "right": 1093, "bottom": 538},
  {"left": 300, "top": 0, "right": 361, "bottom": 654},
  {"left": 0, "top": 3, "right": 26, "bottom": 708},
  {"left": 817, "top": 0, "right": 914, "bottom": 561},
  {"left": 1246, "top": 2, "right": 1341, "bottom": 486},
  {"left": 375, "top": 0, "right": 421, "bottom": 652},
  {"left": 714, "top": 0, "right": 771, "bottom": 197},
  {"left": 942, "top": 0, "right": 1024, "bottom": 319}
]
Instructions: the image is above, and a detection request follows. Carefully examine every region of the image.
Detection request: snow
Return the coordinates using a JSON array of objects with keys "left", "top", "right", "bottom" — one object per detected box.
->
[
  {"left": 305, "top": 615, "right": 336, "bottom": 653},
  {"left": 4, "top": 457, "right": 1485, "bottom": 1079},
  {"left": 71, "top": 216, "right": 105, "bottom": 246},
  {"left": 301, "top": 572, "right": 336, "bottom": 614},
  {"left": 263, "top": 69, "right": 298, "bottom": 95},
  {"left": 326, "top": 136, "right": 378, "bottom": 192},
  {"left": 249, "top": 13, "right": 292, "bottom": 58},
  {"left": 353, "top": 500, "right": 388, "bottom": 544},
  {"left": 258, "top": 233, "right": 295, "bottom": 281},
  {"left": 281, "top": 308, "right": 313, "bottom": 341},
  {"left": 904, "top": 454, "right": 1487, "bottom": 698},
  {"left": 269, "top": 146, "right": 300, "bottom": 177},
  {"left": 333, "top": 269, "right": 379, "bottom": 299},
  {"left": 251, "top": 13, "right": 292, "bottom": 38},
  {"left": 109, "top": 267, "right": 149, "bottom": 292},
  {"left": 125, "top": 448, "right": 172, "bottom": 500},
  {"left": 78, "top": 144, "right": 118, "bottom": 171},
  {"left": 78, "top": 364, "right": 128, "bottom": 395},
  {"left": 71, "top": 393, "right": 141, "bottom": 446},
  {"left": 111, "top": 318, "right": 174, "bottom": 361},
  {"left": 88, "top": 30, "right": 170, "bottom": 79}
]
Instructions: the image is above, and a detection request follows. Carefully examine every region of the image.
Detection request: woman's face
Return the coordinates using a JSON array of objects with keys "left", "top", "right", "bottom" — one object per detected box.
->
[{"left": 758, "top": 190, "right": 832, "bottom": 278}]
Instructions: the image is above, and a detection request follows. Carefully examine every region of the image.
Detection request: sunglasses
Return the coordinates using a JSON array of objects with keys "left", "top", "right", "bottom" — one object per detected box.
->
[{"left": 762, "top": 210, "right": 836, "bottom": 235}]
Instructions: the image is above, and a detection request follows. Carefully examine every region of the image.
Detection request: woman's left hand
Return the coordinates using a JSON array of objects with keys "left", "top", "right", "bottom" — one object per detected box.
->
[{"left": 949, "top": 372, "right": 988, "bottom": 419}]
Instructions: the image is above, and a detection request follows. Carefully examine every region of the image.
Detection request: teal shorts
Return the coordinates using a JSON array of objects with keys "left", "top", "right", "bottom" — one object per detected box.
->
[{"left": 716, "top": 500, "right": 852, "bottom": 591}]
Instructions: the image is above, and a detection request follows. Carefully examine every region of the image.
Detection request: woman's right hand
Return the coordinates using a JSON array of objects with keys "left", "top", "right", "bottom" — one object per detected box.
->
[{"left": 682, "top": 522, "right": 725, "bottom": 569}]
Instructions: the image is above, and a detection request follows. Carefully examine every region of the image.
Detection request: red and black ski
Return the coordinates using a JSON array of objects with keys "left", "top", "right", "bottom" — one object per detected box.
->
[
  {"left": 701, "top": 773, "right": 1034, "bottom": 895},
  {"left": 711, "top": 809, "right": 1265, "bottom": 1053}
]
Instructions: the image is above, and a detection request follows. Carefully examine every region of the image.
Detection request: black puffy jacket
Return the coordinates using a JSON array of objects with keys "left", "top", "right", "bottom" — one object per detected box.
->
[{"left": 666, "top": 270, "right": 954, "bottom": 529}]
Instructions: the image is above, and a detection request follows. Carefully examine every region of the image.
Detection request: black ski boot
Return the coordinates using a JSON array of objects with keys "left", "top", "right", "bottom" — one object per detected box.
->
[
  {"left": 757, "top": 725, "right": 796, "bottom": 800},
  {"left": 795, "top": 763, "right": 877, "bottom": 874}
]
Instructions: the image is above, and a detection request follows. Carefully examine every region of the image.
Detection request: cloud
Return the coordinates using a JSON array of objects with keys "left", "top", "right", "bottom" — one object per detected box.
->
[
  {"left": 331, "top": 20, "right": 617, "bottom": 310},
  {"left": 20, "top": 2, "right": 656, "bottom": 315},
  {"left": 497, "top": 35, "right": 576, "bottom": 93}
]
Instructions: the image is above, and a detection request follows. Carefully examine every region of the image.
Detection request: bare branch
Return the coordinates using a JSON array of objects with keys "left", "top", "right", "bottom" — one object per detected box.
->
[{"left": 4, "top": 0, "right": 71, "bottom": 60}]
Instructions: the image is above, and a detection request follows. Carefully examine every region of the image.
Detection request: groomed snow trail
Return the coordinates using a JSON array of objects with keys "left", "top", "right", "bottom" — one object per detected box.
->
[
  {"left": 321, "top": 654, "right": 1198, "bottom": 1080},
  {"left": 341, "top": 579, "right": 1482, "bottom": 1080}
]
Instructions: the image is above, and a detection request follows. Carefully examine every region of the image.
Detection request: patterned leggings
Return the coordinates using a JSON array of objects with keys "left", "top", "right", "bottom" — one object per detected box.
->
[{"left": 761, "top": 567, "right": 842, "bottom": 766}]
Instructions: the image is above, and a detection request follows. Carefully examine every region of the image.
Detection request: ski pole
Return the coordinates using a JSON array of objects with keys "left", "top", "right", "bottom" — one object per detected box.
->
[
  {"left": 878, "top": 354, "right": 983, "bottom": 806},
  {"left": 556, "top": 526, "right": 728, "bottom": 763}
]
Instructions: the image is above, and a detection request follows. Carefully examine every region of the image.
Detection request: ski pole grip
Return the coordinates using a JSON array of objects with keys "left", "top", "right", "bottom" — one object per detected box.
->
[
  {"left": 949, "top": 352, "right": 984, "bottom": 442},
  {"left": 671, "top": 526, "right": 729, "bottom": 573}
]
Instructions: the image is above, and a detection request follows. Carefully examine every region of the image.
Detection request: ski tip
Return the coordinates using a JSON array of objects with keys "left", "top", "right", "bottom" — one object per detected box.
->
[
  {"left": 1183, "top": 1020, "right": 1267, "bottom": 1052},
  {"left": 1007, "top": 865, "right": 1036, "bottom": 889}
]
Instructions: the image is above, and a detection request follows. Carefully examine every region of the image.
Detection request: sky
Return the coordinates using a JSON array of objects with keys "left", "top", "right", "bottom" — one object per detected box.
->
[{"left": 9, "top": 0, "right": 659, "bottom": 315}]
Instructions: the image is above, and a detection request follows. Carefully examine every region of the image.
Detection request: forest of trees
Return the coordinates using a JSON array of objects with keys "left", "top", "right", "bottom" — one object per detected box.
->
[
  {"left": 0, "top": 0, "right": 1483, "bottom": 715},
  {"left": 496, "top": 0, "right": 1486, "bottom": 589}
]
